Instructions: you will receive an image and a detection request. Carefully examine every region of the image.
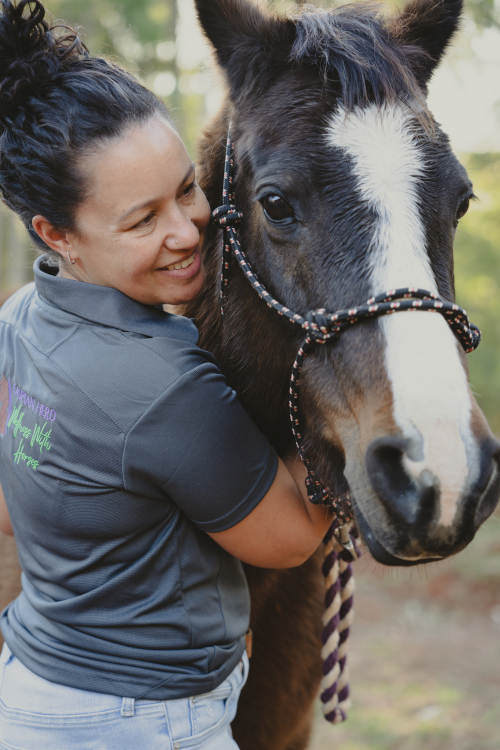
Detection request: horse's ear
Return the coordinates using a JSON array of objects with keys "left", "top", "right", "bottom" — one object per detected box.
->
[
  {"left": 390, "top": 0, "right": 463, "bottom": 86},
  {"left": 194, "top": 0, "right": 295, "bottom": 97}
]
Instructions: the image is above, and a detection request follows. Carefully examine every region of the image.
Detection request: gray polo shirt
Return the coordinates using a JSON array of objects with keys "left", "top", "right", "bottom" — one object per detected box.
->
[{"left": 0, "top": 256, "right": 278, "bottom": 699}]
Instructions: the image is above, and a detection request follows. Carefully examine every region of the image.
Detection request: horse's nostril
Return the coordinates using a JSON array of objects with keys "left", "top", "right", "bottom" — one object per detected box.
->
[
  {"left": 365, "top": 436, "right": 439, "bottom": 526},
  {"left": 473, "top": 440, "right": 500, "bottom": 528}
]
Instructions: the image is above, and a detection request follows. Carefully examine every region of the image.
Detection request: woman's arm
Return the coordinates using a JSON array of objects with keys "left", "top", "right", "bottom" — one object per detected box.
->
[
  {"left": 0, "top": 483, "right": 14, "bottom": 536},
  {"left": 208, "top": 457, "right": 332, "bottom": 569},
  {"left": 124, "top": 356, "right": 334, "bottom": 570}
]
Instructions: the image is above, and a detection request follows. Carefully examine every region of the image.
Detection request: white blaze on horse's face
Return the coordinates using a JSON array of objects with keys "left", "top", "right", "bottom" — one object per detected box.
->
[{"left": 326, "top": 102, "right": 475, "bottom": 528}]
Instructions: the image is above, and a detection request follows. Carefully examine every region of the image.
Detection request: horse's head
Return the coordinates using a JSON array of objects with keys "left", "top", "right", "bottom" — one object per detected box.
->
[{"left": 194, "top": 0, "right": 500, "bottom": 565}]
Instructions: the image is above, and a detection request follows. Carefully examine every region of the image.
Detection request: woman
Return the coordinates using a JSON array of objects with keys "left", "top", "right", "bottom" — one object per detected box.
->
[{"left": 0, "top": 1, "right": 332, "bottom": 747}]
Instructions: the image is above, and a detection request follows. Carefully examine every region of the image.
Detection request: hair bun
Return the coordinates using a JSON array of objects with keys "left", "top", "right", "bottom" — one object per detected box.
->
[{"left": 0, "top": 0, "right": 87, "bottom": 124}]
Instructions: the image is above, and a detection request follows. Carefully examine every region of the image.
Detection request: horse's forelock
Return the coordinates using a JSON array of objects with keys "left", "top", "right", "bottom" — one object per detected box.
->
[{"left": 290, "top": 4, "right": 429, "bottom": 119}]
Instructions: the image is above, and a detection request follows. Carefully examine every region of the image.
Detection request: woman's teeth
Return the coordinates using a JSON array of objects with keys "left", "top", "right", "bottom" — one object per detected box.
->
[{"left": 165, "top": 253, "right": 195, "bottom": 271}]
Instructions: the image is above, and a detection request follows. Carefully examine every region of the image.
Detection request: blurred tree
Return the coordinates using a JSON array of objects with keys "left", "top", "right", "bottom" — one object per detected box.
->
[
  {"left": 47, "top": 1, "right": 180, "bottom": 101},
  {"left": 467, "top": 0, "right": 499, "bottom": 27}
]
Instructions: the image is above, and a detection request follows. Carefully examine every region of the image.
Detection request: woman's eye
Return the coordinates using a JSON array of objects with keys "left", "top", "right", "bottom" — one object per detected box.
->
[
  {"left": 131, "top": 212, "right": 155, "bottom": 230},
  {"left": 183, "top": 181, "right": 196, "bottom": 197},
  {"left": 259, "top": 194, "right": 295, "bottom": 224}
]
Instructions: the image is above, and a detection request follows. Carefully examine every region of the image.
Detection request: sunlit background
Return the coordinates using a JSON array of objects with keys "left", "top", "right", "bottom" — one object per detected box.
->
[{"left": 0, "top": 2, "right": 499, "bottom": 748}]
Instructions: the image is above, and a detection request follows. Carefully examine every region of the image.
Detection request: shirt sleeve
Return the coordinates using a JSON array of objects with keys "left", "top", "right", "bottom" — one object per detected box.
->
[{"left": 122, "top": 353, "right": 279, "bottom": 533}]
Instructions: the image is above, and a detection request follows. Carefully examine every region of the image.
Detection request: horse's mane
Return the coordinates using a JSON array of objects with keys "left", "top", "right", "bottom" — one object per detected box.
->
[{"left": 290, "top": 3, "right": 430, "bottom": 114}]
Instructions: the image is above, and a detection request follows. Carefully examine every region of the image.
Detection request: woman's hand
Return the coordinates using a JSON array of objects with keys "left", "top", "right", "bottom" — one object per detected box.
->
[
  {"left": 0, "top": 483, "right": 14, "bottom": 535},
  {"left": 208, "top": 457, "right": 332, "bottom": 569}
]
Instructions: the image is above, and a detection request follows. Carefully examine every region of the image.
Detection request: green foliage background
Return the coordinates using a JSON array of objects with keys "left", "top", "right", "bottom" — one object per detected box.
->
[
  {"left": 0, "top": 0, "right": 498, "bottom": 431},
  {"left": 455, "top": 154, "right": 500, "bottom": 434}
]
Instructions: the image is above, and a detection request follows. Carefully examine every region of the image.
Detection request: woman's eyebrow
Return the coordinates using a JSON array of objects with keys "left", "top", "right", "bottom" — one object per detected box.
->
[{"left": 117, "top": 163, "right": 196, "bottom": 224}]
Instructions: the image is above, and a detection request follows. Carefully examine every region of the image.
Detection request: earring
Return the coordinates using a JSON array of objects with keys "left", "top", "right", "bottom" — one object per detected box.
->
[{"left": 66, "top": 250, "right": 76, "bottom": 265}]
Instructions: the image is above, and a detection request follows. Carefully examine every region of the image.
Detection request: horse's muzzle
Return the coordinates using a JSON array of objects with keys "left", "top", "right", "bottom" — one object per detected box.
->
[{"left": 358, "top": 434, "right": 500, "bottom": 565}]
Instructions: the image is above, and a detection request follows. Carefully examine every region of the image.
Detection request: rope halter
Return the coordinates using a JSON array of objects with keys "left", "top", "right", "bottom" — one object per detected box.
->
[{"left": 212, "top": 125, "right": 481, "bottom": 724}]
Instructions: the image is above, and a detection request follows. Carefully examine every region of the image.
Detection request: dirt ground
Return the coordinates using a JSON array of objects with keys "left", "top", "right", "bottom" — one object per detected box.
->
[{"left": 1, "top": 513, "right": 499, "bottom": 750}]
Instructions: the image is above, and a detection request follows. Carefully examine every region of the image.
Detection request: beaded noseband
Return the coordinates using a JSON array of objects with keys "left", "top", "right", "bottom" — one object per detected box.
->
[{"left": 212, "top": 127, "right": 481, "bottom": 723}]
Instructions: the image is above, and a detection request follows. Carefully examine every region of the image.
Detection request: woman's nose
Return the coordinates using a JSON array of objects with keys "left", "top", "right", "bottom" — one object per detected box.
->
[{"left": 164, "top": 210, "right": 201, "bottom": 252}]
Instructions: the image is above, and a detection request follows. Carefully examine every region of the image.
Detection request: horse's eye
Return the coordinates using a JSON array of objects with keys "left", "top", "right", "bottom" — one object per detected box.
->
[
  {"left": 456, "top": 196, "right": 470, "bottom": 223},
  {"left": 260, "top": 194, "right": 295, "bottom": 224}
]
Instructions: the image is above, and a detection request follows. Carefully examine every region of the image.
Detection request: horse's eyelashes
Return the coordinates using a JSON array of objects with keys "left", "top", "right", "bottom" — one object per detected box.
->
[
  {"left": 455, "top": 196, "right": 471, "bottom": 224},
  {"left": 259, "top": 194, "right": 296, "bottom": 225}
]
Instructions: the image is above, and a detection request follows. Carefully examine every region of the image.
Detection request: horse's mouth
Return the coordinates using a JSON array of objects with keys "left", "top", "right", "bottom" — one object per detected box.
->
[{"left": 353, "top": 501, "right": 442, "bottom": 567}]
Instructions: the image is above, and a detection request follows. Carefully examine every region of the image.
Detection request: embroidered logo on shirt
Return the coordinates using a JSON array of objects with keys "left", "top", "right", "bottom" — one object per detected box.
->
[{"left": 1, "top": 379, "right": 57, "bottom": 471}]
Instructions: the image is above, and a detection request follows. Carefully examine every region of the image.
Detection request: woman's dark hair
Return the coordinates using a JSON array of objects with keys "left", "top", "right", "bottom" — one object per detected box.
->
[{"left": 0, "top": 0, "right": 168, "bottom": 253}]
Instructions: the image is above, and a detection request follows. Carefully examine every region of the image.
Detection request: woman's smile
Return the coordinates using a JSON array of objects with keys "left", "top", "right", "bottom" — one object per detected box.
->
[{"left": 156, "top": 249, "right": 202, "bottom": 276}]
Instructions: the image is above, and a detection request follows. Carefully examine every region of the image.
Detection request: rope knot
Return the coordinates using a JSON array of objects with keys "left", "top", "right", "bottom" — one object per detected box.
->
[
  {"left": 305, "top": 309, "right": 334, "bottom": 340},
  {"left": 212, "top": 203, "right": 243, "bottom": 228}
]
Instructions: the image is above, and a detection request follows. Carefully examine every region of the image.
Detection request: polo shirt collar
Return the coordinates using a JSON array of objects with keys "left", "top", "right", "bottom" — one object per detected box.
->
[{"left": 34, "top": 255, "right": 184, "bottom": 338}]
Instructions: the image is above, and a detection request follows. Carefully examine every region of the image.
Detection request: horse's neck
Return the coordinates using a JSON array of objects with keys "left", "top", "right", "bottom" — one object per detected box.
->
[
  {"left": 187, "top": 113, "right": 295, "bottom": 454},
  {"left": 189, "top": 259, "right": 295, "bottom": 453}
]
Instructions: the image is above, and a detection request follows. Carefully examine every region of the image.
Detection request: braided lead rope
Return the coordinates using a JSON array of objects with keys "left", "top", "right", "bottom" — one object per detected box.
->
[
  {"left": 211, "top": 126, "right": 481, "bottom": 725},
  {"left": 320, "top": 527, "right": 360, "bottom": 722}
]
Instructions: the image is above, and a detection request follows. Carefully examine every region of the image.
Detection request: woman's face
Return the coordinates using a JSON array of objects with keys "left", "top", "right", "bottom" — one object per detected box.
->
[{"left": 58, "top": 115, "right": 211, "bottom": 306}]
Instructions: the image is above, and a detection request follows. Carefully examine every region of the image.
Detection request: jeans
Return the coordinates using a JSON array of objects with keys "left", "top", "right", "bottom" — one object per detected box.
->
[{"left": 0, "top": 642, "right": 249, "bottom": 749}]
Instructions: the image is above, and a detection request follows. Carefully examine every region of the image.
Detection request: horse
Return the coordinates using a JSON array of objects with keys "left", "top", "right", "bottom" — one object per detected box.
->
[{"left": 187, "top": 0, "right": 500, "bottom": 747}]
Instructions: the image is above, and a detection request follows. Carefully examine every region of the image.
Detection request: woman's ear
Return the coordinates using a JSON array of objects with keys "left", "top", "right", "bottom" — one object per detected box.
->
[{"left": 31, "top": 215, "right": 71, "bottom": 259}]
